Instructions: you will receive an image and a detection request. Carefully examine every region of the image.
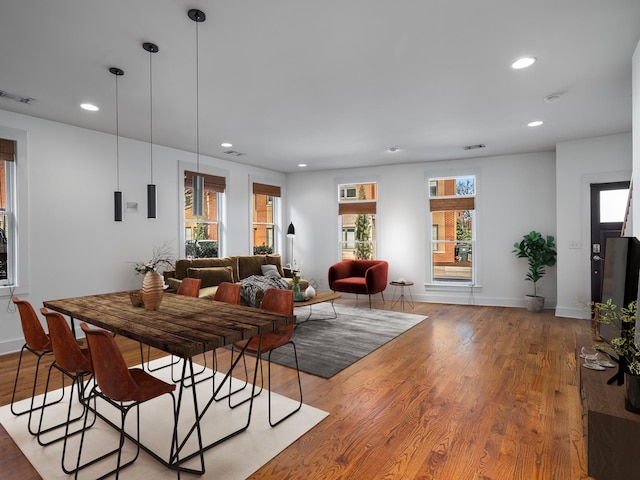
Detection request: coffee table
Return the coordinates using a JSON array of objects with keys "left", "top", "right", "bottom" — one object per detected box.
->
[{"left": 293, "top": 291, "right": 341, "bottom": 324}]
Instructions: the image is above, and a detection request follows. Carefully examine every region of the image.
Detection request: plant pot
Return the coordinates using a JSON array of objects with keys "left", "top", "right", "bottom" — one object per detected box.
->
[
  {"left": 141, "top": 271, "right": 164, "bottom": 311},
  {"left": 524, "top": 295, "right": 544, "bottom": 312},
  {"left": 625, "top": 373, "right": 640, "bottom": 413}
]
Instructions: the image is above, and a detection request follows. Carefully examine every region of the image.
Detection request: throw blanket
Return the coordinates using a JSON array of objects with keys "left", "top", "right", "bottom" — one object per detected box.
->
[{"left": 238, "top": 275, "right": 289, "bottom": 307}]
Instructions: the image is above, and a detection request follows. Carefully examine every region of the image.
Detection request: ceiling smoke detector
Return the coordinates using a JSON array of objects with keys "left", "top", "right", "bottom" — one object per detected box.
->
[
  {"left": 462, "top": 144, "right": 486, "bottom": 151},
  {"left": 0, "top": 89, "right": 34, "bottom": 104}
]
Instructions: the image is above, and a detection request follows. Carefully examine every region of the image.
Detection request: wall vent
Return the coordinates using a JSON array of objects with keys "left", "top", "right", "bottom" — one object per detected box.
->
[
  {"left": 462, "top": 144, "right": 486, "bottom": 151},
  {"left": 223, "top": 150, "right": 244, "bottom": 156},
  {"left": 0, "top": 90, "right": 34, "bottom": 104}
]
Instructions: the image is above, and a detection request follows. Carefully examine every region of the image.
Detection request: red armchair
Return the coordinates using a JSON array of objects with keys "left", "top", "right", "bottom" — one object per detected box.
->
[{"left": 328, "top": 260, "right": 389, "bottom": 308}]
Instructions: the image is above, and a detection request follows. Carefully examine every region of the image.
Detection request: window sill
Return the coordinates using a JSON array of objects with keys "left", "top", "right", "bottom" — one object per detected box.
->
[{"left": 424, "top": 282, "right": 481, "bottom": 291}]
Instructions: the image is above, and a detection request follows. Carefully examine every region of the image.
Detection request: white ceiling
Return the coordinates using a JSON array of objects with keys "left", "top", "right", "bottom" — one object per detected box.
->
[{"left": 1, "top": 0, "right": 639, "bottom": 173}]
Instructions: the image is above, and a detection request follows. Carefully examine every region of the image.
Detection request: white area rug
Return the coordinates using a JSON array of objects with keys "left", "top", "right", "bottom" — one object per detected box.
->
[{"left": 0, "top": 357, "right": 328, "bottom": 479}]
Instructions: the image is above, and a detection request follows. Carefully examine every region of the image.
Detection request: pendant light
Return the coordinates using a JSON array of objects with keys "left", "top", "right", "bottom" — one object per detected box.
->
[
  {"left": 143, "top": 41, "right": 159, "bottom": 218},
  {"left": 110, "top": 67, "right": 124, "bottom": 222},
  {"left": 189, "top": 8, "right": 206, "bottom": 217}
]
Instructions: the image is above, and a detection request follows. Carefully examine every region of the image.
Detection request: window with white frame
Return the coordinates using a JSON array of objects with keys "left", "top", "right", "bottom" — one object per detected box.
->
[
  {"left": 252, "top": 182, "right": 280, "bottom": 255},
  {"left": 0, "top": 139, "right": 15, "bottom": 286},
  {"left": 338, "top": 182, "right": 377, "bottom": 260},
  {"left": 428, "top": 175, "right": 475, "bottom": 284},
  {"left": 184, "top": 171, "right": 224, "bottom": 258}
]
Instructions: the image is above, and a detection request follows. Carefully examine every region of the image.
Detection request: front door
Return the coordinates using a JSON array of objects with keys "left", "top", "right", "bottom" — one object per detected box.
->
[{"left": 590, "top": 181, "right": 630, "bottom": 304}]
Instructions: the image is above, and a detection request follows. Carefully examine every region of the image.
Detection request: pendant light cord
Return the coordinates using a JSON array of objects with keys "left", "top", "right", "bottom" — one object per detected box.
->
[
  {"left": 115, "top": 73, "right": 120, "bottom": 191},
  {"left": 149, "top": 48, "right": 154, "bottom": 184},
  {"left": 195, "top": 18, "right": 200, "bottom": 174}
]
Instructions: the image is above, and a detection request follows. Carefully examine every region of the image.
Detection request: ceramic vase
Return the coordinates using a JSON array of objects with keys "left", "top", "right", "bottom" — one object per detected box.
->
[
  {"left": 142, "top": 270, "right": 164, "bottom": 311},
  {"left": 305, "top": 285, "right": 316, "bottom": 299}
]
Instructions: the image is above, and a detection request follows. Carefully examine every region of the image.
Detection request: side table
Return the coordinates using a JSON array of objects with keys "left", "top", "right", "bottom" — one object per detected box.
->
[{"left": 390, "top": 281, "right": 414, "bottom": 311}]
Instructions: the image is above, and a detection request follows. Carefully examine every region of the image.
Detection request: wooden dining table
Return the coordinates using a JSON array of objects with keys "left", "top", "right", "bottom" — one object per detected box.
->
[{"left": 43, "top": 290, "right": 296, "bottom": 475}]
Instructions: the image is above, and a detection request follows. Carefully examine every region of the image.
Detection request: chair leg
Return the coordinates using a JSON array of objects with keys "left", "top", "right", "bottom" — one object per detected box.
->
[
  {"left": 224, "top": 346, "right": 263, "bottom": 407},
  {"left": 36, "top": 364, "right": 94, "bottom": 446},
  {"left": 267, "top": 341, "right": 302, "bottom": 427},
  {"left": 11, "top": 346, "right": 63, "bottom": 418},
  {"left": 69, "top": 393, "right": 140, "bottom": 479}
]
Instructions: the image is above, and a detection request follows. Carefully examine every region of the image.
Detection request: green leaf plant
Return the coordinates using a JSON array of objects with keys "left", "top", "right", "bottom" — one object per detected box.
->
[{"left": 512, "top": 231, "right": 557, "bottom": 297}]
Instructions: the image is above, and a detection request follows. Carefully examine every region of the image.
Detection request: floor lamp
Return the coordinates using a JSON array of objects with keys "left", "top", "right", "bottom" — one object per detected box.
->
[{"left": 287, "top": 222, "right": 295, "bottom": 265}]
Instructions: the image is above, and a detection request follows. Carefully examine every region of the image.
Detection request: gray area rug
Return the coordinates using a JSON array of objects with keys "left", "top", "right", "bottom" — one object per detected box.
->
[{"left": 269, "top": 303, "right": 427, "bottom": 378}]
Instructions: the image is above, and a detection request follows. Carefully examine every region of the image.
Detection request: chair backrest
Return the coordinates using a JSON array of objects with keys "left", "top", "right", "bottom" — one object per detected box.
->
[
  {"left": 177, "top": 277, "right": 201, "bottom": 297},
  {"left": 214, "top": 282, "right": 241, "bottom": 305},
  {"left": 261, "top": 288, "right": 294, "bottom": 334},
  {"left": 41, "top": 309, "right": 91, "bottom": 374},
  {"left": 12, "top": 297, "right": 51, "bottom": 351},
  {"left": 80, "top": 323, "right": 138, "bottom": 402}
]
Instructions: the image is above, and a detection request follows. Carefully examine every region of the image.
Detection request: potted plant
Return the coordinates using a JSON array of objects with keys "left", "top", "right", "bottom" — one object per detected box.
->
[
  {"left": 593, "top": 299, "right": 640, "bottom": 412},
  {"left": 512, "top": 231, "right": 557, "bottom": 312}
]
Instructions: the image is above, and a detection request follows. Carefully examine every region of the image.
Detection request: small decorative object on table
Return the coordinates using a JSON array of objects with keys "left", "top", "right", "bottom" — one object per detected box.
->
[
  {"left": 287, "top": 260, "right": 306, "bottom": 301},
  {"left": 133, "top": 243, "right": 174, "bottom": 311},
  {"left": 129, "top": 290, "right": 144, "bottom": 308}
]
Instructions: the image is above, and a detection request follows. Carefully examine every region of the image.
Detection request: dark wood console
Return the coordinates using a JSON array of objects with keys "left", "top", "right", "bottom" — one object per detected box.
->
[{"left": 579, "top": 340, "right": 640, "bottom": 479}]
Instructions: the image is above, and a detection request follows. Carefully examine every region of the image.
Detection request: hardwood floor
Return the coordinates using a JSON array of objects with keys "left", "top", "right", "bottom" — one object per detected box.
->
[{"left": 0, "top": 300, "right": 593, "bottom": 479}]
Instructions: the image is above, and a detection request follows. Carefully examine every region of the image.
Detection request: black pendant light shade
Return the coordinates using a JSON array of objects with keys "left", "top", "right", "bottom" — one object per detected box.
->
[
  {"left": 192, "top": 175, "right": 204, "bottom": 217},
  {"left": 147, "top": 184, "right": 157, "bottom": 219},
  {"left": 110, "top": 66, "right": 124, "bottom": 222},
  {"left": 114, "top": 191, "right": 123, "bottom": 222},
  {"left": 287, "top": 222, "right": 295, "bottom": 237},
  {"left": 143, "top": 42, "right": 159, "bottom": 219}
]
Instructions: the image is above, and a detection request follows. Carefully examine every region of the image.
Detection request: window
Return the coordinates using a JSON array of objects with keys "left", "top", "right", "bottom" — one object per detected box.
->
[
  {"left": 338, "top": 182, "right": 377, "bottom": 260},
  {"left": 428, "top": 176, "right": 475, "bottom": 284},
  {"left": 0, "top": 139, "right": 14, "bottom": 285},
  {"left": 252, "top": 182, "right": 280, "bottom": 255},
  {"left": 184, "top": 171, "right": 224, "bottom": 258}
]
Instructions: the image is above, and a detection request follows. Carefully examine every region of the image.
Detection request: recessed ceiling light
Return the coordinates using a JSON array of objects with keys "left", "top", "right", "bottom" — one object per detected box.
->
[
  {"left": 80, "top": 103, "right": 99, "bottom": 111},
  {"left": 387, "top": 147, "right": 400, "bottom": 153},
  {"left": 511, "top": 57, "right": 536, "bottom": 69},
  {"left": 298, "top": 163, "right": 307, "bottom": 168},
  {"left": 528, "top": 120, "right": 543, "bottom": 127},
  {"left": 221, "top": 142, "right": 232, "bottom": 148}
]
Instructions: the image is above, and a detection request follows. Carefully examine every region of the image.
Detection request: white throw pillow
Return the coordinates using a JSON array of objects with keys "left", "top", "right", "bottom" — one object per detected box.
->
[{"left": 261, "top": 264, "right": 282, "bottom": 278}]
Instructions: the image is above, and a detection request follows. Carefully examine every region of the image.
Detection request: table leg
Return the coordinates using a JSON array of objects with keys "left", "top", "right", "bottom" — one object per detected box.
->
[{"left": 295, "top": 300, "right": 338, "bottom": 326}]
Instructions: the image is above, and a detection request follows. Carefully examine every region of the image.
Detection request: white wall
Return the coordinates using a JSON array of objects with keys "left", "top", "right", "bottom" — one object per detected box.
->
[
  {"left": 287, "top": 152, "right": 558, "bottom": 307},
  {"left": 0, "top": 109, "right": 285, "bottom": 354},
  {"left": 555, "top": 133, "right": 632, "bottom": 318}
]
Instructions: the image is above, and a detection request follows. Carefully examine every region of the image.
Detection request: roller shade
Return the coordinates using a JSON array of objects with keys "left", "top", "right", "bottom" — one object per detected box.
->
[
  {"left": 339, "top": 201, "right": 376, "bottom": 215},
  {"left": 0, "top": 139, "right": 15, "bottom": 162},
  {"left": 185, "top": 171, "right": 225, "bottom": 192},
  {"left": 253, "top": 182, "right": 281, "bottom": 197},
  {"left": 430, "top": 197, "right": 474, "bottom": 212}
]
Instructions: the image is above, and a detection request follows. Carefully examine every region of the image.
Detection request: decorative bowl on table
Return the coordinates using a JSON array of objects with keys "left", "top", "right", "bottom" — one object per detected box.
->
[{"left": 129, "top": 290, "right": 144, "bottom": 308}]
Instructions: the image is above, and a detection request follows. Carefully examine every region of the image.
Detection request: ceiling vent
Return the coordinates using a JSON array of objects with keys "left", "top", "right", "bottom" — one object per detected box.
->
[
  {"left": 0, "top": 89, "right": 34, "bottom": 104},
  {"left": 224, "top": 150, "right": 244, "bottom": 156},
  {"left": 462, "top": 144, "right": 486, "bottom": 151}
]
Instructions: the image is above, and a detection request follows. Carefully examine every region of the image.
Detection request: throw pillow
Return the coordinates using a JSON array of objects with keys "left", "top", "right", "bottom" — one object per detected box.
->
[
  {"left": 261, "top": 264, "right": 281, "bottom": 278},
  {"left": 187, "top": 266, "right": 233, "bottom": 288}
]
